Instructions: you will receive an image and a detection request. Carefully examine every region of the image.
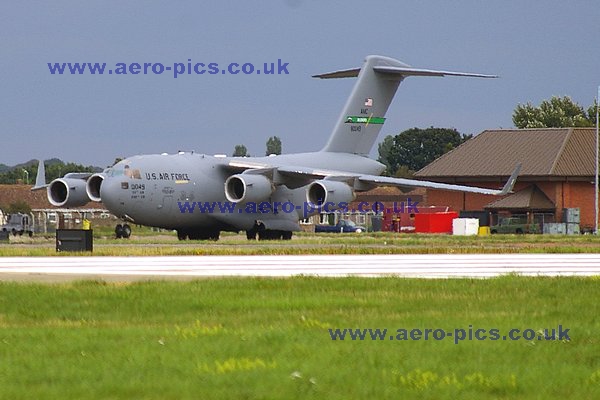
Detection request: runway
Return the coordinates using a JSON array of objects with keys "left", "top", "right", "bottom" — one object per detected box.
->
[{"left": 1, "top": 254, "right": 600, "bottom": 281}]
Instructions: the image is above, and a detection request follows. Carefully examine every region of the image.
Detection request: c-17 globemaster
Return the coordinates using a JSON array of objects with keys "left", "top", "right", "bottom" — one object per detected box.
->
[{"left": 33, "top": 55, "right": 520, "bottom": 240}]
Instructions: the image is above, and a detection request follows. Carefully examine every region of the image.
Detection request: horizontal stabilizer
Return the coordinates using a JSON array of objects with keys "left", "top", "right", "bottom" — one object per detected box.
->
[
  {"left": 312, "top": 68, "right": 360, "bottom": 79},
  {"left": 312, "top": 63, "right": 497, "bottom": 80},
  {"left": 372, "top": 65, "right": 498, "bottom": 79}
]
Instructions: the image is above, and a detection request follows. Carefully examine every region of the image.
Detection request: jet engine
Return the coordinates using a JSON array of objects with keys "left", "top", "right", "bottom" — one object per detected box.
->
[
  {"left": 47, "top": 178, "right": 91, "bottom": 207},
  {"left": 306, "top": 180, "right": 355, "bottom": 206},
  {"left": 225, "top": 174, "right": 274, "bottom": 203},
  {"left": 86, "top": 173, "right": 105, "bottom": 202}
]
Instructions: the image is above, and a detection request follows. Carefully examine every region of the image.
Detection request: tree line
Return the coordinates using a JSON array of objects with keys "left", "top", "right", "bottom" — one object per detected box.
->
[{"left": 0, "top": 159, "right": 98, "bottom": 185}]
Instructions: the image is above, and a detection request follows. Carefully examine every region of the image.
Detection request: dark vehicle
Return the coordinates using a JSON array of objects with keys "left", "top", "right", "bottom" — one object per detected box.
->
[
  {"left": 315, "top": 219, "right": 365, "bottom": 233},
  {"left": 490, "top": 217, "right": 540, "bottom": 234},
  {"left": 1, "top": 213, "right": 34, "bottom": 237}
]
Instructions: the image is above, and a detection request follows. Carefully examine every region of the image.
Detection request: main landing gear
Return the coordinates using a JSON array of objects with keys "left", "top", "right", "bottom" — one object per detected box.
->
[
  {"left": 176, "top": 228, "right": 220, "bottom": 241},
  {"left": 245, "top": 222, "right": 292, "bottom": 241}
]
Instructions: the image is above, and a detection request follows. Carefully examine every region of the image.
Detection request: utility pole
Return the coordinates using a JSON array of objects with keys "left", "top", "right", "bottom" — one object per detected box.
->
[{"left": 596, "top": 86, "right": 599, "bottom": 234}]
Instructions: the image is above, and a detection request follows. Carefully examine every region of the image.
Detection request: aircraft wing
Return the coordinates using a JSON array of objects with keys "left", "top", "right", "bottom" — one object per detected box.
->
[
  {"left": 263, "top": 163, "right": 521, "bottom": 196},
  {"left": 31, "top": 159, "right": 48, "bottom": 191},
  {"left": 356, "top": 164, "right": 520, "bottom": 196},
  {"left": 31, "top": 159, "right": 92, "bottom": 191}
]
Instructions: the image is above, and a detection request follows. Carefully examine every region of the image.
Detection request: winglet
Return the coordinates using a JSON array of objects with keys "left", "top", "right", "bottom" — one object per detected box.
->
[
  {"left": 498, "top": 163, "right": 522, "bottom": 195},
  {"left": 31, "top": 159, "right": 47, "bottom": 191}
]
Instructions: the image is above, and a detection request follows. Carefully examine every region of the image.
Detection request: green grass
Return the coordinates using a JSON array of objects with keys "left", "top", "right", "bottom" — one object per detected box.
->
[
  {"left": 0, "top": 277, "right": 599, "bottom": 399},
  {"left": 2, "top": 232, "right": 600, "bottom": 256}
]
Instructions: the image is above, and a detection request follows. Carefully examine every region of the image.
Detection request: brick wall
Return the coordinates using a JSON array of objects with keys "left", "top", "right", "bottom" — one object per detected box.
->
[{"left": 425, "top": 181, "right": 598, "bottom": 230}]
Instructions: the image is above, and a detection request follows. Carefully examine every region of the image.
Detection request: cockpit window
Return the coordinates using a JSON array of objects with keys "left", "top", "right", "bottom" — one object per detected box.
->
[
  {"left": 107, "top": 166, "right": 125, "bottom": 177},
  {"left": 106, "top": 161, "right": 141, "bottom": 179},
  {"left": 124, "top": 165, "right": 142, "bottom": 179}
]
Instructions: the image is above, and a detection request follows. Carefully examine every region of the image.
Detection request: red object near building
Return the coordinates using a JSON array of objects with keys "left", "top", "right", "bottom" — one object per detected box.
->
[
  {"left": 414, "top": 212, "right": 458, "bottom": 234},
  {"left": 383, "top": 206, "right": 451, "bottom": 232}
]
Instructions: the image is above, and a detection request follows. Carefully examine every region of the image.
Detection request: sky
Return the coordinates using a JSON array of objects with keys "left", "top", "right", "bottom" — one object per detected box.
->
[{"left": 1, "top": 1, "right": 599, "bottom": 167}]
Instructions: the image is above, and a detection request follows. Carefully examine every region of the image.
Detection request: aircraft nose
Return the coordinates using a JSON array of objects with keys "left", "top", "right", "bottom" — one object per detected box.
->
[{"left": 99, "top": 177, "right": 125, "bottom": 215}]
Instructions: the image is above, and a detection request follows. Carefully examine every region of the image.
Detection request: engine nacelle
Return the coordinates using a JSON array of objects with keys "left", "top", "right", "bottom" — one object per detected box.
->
[
  {"left": 306, "top": 180, "right": 355, "bottom": 207},
  {"left": 86, "top": 173, "right": 105, "bottom": 202},
  {"left": 225, "top": 174, "right": 274, "bottom": 203},
  {"left": 47, "top": 178, "right": 91, "bottom": 207}
]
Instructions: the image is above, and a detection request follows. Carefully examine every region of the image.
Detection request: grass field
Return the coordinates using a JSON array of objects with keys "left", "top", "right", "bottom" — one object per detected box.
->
[
  {"left": 2, "top": 231, "right": 600, "bottom": 256},
  {"left": 0, "top": 277, "right": 599, "bottom": 399}
]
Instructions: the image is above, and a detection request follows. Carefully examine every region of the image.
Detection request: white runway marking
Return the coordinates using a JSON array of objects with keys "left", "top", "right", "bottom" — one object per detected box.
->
[{"left": 0, "top": 254, "right": 599, "bottom": 281}]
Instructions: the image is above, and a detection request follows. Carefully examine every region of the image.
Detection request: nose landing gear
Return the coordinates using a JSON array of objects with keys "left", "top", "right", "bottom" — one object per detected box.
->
[{"left": 115, "top": 224, "right": 132, "bottom": 239}]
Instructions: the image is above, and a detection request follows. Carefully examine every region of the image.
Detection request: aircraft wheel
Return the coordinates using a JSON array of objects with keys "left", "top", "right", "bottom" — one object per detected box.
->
[
  {"left": 200, "top": 230, "right": 220, "bottom": 241},
  {"left": 257, "top": 230, "right": 269, "bottom": 240},
  {"left": 282, "top": 231, "right": 292, "bottom": 240},
  {"left": 28, "top": 231, "right": 33, "bottom": 238},
  {"left": 18, "top": 230, "right": 24, "bottom": 236},
  {"left": 188, "top": 231, "right": 201, "bottom": 240},
  {"left": 246, "top": 228, "right": 257, "bottom": 240},
  {"left": 122, "top": 224, "right": 132, "bottom": 239},
  {"left": 115, "top": 224, "right": 123, "bottom": 239},
  {"left": 258, "top": 229, "right": 284, "bottom": 240},
  {"left": 187, "top": 230, "right": 220, "bottom": 241},
  {"left": 254, "top": 222, "right": 267, "bottom": 240},
  {"left": 11, "top": 229, "right": 17, "bottom": 236},
  {"left": 177, "top": 230, "right": 188, "bottom": 240}
]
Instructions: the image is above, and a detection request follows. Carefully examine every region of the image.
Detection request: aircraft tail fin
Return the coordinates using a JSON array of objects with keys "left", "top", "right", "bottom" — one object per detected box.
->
[{"left": 315, "top": 55, "right": 497, "bottom": 155}]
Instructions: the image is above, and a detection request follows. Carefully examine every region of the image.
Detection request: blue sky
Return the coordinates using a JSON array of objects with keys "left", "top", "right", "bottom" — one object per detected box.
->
[{"left": 1, "top": 1, "right": 599, "bottom": 167}]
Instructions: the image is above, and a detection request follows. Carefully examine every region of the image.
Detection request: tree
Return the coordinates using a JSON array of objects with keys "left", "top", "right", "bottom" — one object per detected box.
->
[
  {"left": 513, "top": 96, "right": 595, "bottom": 128},
  {"left": 2, "top": 200, "right": 32, "bottom": 214},
  {"left": 377, "top": 135, "right": 394, "bottom": 175},
  {"left": 265, "top": 136, "right": 282, "bottom": 155},
  {"left": 0, "top": 160, "right": 37, "bottom": 184},
  {"left": 394, "top": 165, "right": 414, "bottom": 179},
  {"left": 377, "top": 127, "right": 471, "bottom": 175},
  {"left": 232, "top": 144, "right": 248, "bottom": 157},
  {"left": 587, "top": 100, "right": 598, "bottom": 126}
]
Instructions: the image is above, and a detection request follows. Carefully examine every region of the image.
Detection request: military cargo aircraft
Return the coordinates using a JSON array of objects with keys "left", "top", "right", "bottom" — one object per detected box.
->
[{"left": 34, "top": 55, "right": 520, "bottom": 240}]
